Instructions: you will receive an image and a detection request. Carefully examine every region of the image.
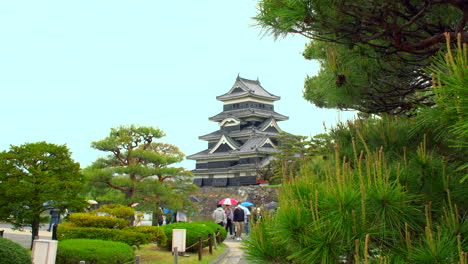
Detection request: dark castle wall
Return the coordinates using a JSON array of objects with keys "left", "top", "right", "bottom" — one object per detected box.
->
[
  {"left": 196, "top": 160, "right": 239, "bottom": 169},
  {"left": 195, "top": 157, "right": 261, "bottom": 169},
  {"left": 221, "top": 125, "right": 240, "bottom": 132},
  {"left": 223, "top": 101, "right": 274, "bottom": 111}
]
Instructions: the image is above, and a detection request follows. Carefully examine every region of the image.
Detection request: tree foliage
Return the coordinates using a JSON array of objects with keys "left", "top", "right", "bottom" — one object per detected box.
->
[
  {"left": 84, "top": 125, "right": 197, "bottom": 219},
  {"left": 255, "top": 0, "right": 467, "bottom": 114},
  {"left": 246, "top": 117, "right": 467, "bottom": 263},
  {"left": 414, "top": 33, "right": 468, "bottom": 181},
  {"left": 0, "top": 142, "right": 84, "bottom": 248}
]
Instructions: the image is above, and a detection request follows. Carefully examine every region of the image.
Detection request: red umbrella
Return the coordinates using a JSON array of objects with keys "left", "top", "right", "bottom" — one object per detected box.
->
[{"left": 218, "top": 198, "right": 239, "bottom": 205}]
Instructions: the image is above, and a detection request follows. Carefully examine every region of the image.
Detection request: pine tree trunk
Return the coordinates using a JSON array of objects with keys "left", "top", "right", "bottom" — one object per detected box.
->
[
  {"left": 125, "top": 187, "right": 135, "bottom": 226},
  {"left": 152, "top": 201, "right": 162, "bottom": 226},
  {"left": 30, "top": 215, "right": 40, "bottom": 249}
]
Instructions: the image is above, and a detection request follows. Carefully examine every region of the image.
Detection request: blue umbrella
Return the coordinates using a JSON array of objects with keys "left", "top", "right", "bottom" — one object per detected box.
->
[{"left": 241, "top": 202, "right": 254, "bottom": 207}]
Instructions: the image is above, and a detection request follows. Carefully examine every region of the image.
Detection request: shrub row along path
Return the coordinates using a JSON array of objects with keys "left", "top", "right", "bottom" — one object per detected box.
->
[{"left": 1, "top": 223, "right": 249, "bottom": 264}]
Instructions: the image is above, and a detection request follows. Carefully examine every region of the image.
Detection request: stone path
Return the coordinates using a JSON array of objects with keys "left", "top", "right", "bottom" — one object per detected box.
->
[{"left": 209, "top": 234, "right": 248, "bottom": 264}]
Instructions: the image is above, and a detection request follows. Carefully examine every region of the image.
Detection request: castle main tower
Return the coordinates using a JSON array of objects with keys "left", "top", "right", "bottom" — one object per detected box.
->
[{"left": 187, "top": 75, "right": 289, "bottom": 186}]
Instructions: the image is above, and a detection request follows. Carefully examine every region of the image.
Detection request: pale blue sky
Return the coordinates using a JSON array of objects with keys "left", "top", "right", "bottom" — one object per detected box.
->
[{"left": 0, "top": 0, "right": 355, "bottom": 169}]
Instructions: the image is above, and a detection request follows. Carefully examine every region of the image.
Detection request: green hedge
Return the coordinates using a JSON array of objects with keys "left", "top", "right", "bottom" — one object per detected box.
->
[
  {"left": 161, "top": 222, "right": 222, "bottom": 251},
  {"left": 68, "top": 213, "right": 129, "bottom": 229},
  {"left": 123, "top": 226, "right": 167, "bottom": 247},
  {"left": 56, "top": 239, "right": 134, "bottom": 264},
  {"left": 0, "top": 237, "right": 32, "bottom": 264},
  {"left": 195, "top": 221, "right": 227, "bottom": 242},
  {"left": 57, "top": 225, "right": 147, "bottom": 247},
  {"left": 92, "top": 204, "right": 135, "bottom": 219}
]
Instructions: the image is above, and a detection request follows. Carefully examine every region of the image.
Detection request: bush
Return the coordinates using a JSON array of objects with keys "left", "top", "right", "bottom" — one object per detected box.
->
[
  {"left": 124, "top": 226, "right": 167, "bottom": 247},
  {"left": 161, "top": 222, "right": 213, "bottom": 251},
  {"left": 68, "top": 213, "right": 129, "bottom": 229},
  {"left": 92, "top": 204, "right": 135, "bottom": 219},
  {"left": 56, "top": 239, "right": 135, "bottom": 264},
  {"left": 0, "top": 237, "right": 32, "bottom": 264},
  {"left": 243, "top": 212, "right": 290, "bottom": 264},
  {"left": 57, "top": 225, "right": 147, "bottom": 247},
  {"left": 194, "top": 221, "right": 227, "bottom": 242}
]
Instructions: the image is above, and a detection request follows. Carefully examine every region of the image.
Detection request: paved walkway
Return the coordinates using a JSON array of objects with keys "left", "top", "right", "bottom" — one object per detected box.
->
[
  {"left": 0, "top": 223, "right": 52, "bottom": 248},
  {"left": 210, "top": 235, "right": 248, "bottom": 264}
]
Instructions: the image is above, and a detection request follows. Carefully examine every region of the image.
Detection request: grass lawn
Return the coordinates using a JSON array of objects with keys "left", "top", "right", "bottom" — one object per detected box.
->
[{"left": 135, "top": 243, "right": 227, "bottom": 264}]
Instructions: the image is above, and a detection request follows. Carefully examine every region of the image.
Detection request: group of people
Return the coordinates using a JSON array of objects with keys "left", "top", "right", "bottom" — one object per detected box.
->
[{"left": 212, "top": 203, "right": 261, "bottom": 241}]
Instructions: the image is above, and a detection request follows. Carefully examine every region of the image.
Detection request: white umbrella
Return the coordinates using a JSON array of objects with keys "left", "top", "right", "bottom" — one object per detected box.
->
[{"left": 86, "top": 200, "right": 98, "bottom": 205}]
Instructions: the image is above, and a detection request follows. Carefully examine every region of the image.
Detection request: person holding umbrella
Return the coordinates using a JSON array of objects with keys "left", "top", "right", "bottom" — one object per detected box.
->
[
  {"left": 224, "top": 205, "right": 234, "bottom": 237},
  {"left": 47, "top": 208, "right": 61, "bottom": 232},
  {"left": 219, "top": 198, "right": 238, "bottom": 237},
  {"left": 239, "top": 202, "right": 252, "bottom": 235}
]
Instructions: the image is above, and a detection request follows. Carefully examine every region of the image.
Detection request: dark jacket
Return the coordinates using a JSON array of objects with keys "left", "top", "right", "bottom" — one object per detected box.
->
[{"left": 233, "top": 207, "right": 245, "bottom": 222}]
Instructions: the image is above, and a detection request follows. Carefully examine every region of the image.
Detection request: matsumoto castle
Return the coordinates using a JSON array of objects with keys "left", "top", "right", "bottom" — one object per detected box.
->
[{"left": 187, "top": 75, "right": 289, "bottom": 187}]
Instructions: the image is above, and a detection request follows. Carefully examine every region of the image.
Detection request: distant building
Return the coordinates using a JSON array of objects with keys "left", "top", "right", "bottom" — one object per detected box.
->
[{"left": 187, "top": 75, "right": 289, "bottom": 187}]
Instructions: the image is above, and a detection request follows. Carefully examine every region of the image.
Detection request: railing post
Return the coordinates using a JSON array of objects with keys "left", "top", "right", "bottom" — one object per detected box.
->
[
  {"left": 208, "top": 233, "right": 213, "bottom": 254},
  {"left": 216, "top": 228, "right": 221, "bottom": 244},
  {"left": 173, "top": 247, "right": 178, "bottom": 264},
  {"left": 198, "top": 236, "right": 203, "bottom": 261},
  {"left": 135, "top": 255, "right": 140, "bottom": 264},
  {"left": 52, "top": 224, "right": 58, "bottom": 240},
  {"left": 213, "top": 232, "right": 217, "bottom": 249}
]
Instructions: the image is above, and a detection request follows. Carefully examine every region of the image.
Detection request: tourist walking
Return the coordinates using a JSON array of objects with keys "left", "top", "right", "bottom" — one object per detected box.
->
[
  {"left": 212, "top": 204, "right": 226, "bottom": 227},
  {"left": 239, "top": 204, "right": 251, "bottom": 235},
  {"left": 47, "top": 208, "right": 61, "bottom": 232},
  {"left": 233, "top": 205, "right": 245, "bottom": 241},
  {"left": 224, "top": 205, "right": 234, "bottom": 236},
  {"left": 176, "top": 210, "right": 187, "bottom": 222}
]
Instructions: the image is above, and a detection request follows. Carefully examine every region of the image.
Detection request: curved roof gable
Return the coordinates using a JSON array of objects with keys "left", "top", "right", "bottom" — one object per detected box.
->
[
  {"left": 259, "top": 118, "right": 283, "bottom": 133},
  {"left": 238, "top": 136, "right": 277, "bottom": 153},
  {"left": 219, "top": 117, "right": 241, "bottom": 127},
  {"left": 208, "top": 135, "right": 240, "bottom": 154},
  {"left": 216, "top": 76, "right": 280, "bottom": 102}
]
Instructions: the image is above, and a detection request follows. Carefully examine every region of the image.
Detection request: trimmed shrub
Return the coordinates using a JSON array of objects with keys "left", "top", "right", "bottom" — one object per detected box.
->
[
  {"left": 92, "top": 204, "right": 135, "bottom": 219},
  {"left": 124, "top": 226, "right": 167, "bottom": 247},
  {"left": 68, "top": 213, "right": 128, "bottom": 229},
  {"left": 194, "top": 221, "right": 227, "bottom": 242},
  {"left": 57, "top": 225, "right": 147, "bottom": 247},
  {"left": 161, "top": 222, "right": 213, "bottom": 251},
  {"left": 0, "top": 237, "right": 32, "bottom": 264},
  {"left": 56, "top": 239, "right": 134, "bottom": 264}
]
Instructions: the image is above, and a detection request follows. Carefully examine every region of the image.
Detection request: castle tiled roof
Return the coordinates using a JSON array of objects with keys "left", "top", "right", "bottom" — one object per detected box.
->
[
  {"left": 187, "top": 135, "right": 279, "bottom": 160},
  {"left": 199, "top": 126, "right": 281, "bottom": 141},
  {"left": 216, "top": 76, "right": 280, "bottom": 101},
  {"left": 209, "top": 108, "right": 288, "bottom": 122}
]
